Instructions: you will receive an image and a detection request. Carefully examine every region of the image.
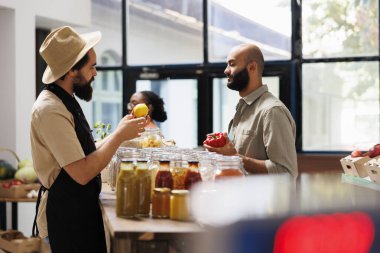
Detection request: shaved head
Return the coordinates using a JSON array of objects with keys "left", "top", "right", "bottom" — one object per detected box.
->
[{"left": 231, "top": 44, "right": 264, "bottom": 75}]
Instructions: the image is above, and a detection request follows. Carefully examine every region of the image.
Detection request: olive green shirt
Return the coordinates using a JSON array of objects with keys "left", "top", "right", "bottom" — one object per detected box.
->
[{"left": 228, "top": 85, "right": 298, "bottom": 178}]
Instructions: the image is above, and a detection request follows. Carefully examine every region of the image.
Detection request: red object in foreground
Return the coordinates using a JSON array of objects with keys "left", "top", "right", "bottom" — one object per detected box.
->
[
  {"left": 351, "top": 150, "right": 363, "bottom": 158},
  {"left": 203, "top": 132, "right": 226, "bottom": 147},
  {"left": 368, "top": 144, "right": 380, "bottom": 158},
  {"left": 273, "top": 211, "right": 375, "bottom": 253}
]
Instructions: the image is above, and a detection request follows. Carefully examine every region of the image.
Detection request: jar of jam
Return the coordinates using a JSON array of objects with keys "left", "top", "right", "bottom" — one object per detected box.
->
[
  {"left": 155, "top": 153, "right": 173, "bottom": 189},
  {"left": 116, "top": 161, "right": 138, "bottom": 218},
  {"left": 151, "top": 187, "right": 171, "bottom": 218},
  {"left": 184, "top": 156, "right": 202, "bottom": 190},
  {"left": 170, "top": 190, "right": 190, "bottom": 221},
  {"left": 170, "top": 154, "right": 188, "bottom": 190},
  {"left": 214, "top": 156, "right": 245, "bottom": 180}
]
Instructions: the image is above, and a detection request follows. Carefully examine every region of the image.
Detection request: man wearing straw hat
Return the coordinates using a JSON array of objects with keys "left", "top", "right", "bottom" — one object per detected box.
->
[{"left": 30, "top": 26, "right": 146, "bottom": 253}]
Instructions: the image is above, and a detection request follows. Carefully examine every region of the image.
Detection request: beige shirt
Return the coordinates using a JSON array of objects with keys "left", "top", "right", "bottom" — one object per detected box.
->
[
  {"left": 30, "top": 90, "right": 85, "bottom": 238},
  {"left": 229, "top": 85, "right": 298, "bottom": 178}
]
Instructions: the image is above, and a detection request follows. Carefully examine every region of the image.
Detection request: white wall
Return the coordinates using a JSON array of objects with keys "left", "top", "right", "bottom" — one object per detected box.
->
[{"left": 0, "top": 0, "right": 91, "bottom": 236}]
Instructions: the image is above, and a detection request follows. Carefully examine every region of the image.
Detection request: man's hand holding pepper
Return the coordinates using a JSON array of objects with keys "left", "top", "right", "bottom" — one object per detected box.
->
[{"left": 203, "top": 132, "right": 239, "bottom": 156}]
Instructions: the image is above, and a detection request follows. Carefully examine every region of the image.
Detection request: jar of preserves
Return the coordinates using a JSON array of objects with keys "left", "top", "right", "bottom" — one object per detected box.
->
[
  {"left": 135, "top": 158, "right": 151, "bottom": 217},
  {"left": 170, "top": 190, "right": 190, "bottom": 221},
  {"left": 140, "top": 128, "right": 163, "bottom": 148},
  {"left": 155, "top": 153, "right": 173, "bottom": 189},
  {"left": 214, "top": 156, "right": 245, "bottom": 180},
  {"left": 116, "top": 161, "right": 138, "bottom": 218},
  {"left": 170, "top": 154, "right": 188, "bottom": 190},
  {"left": 110, "top": 147, "right": 140, "bottom": 191},
  {"left": 184, "top": 156, "right": 202, "bottom": 190},
  {"left": 151, "top": 187, "right": 171, "bottom": 218}
]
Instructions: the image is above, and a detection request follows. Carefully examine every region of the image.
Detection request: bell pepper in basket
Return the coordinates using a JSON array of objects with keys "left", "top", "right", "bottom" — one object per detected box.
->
[{"left": 203, "top": 132, "right": 226, "bottom": 148}]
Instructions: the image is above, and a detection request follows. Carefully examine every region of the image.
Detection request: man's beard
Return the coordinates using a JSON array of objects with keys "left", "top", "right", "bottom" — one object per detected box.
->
[
  {"left": 227, "top": 67, "right": 249, "bottom": 91},
  {"left": 73, "top": 77, "right": 94, "bottom": 101}
]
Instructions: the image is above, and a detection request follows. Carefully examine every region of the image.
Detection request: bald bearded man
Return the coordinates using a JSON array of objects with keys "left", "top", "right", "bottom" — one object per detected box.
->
[{"left": 204, "top": 44, "right": 298, "bottom": 178}]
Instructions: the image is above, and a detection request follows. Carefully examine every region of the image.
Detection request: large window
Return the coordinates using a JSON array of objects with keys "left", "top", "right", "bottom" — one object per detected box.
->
[
  {"left": 302, "top": 0, "right": 379, "bottom": 151},
  {"left": 127, "top": 0, "right": 203, "bottom": 65},
  {"left": 61, "top": 0, "right": 380, "bottom": 151},
  {"left": 136, "top": 79, "right": 198, "bottom": 148},
  {"left": 208, "top": 0, "right": 291, "bottom": 62}
]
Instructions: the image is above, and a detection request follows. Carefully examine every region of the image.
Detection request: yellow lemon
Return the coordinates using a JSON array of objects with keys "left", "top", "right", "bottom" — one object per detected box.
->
[{"left": 133, "top": 103, "right": 149, "bottom": 118}]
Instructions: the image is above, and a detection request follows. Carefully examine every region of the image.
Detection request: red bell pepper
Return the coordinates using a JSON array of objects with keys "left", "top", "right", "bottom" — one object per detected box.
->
[{"left": 203, "top": 132, "right": 226, "bottom": 147}]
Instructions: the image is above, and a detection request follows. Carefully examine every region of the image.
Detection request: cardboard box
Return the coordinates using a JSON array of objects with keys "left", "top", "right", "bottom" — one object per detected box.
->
[
  {"left": 364, "top": 158, "right": 380, "bottom": 183},
  {"left": 340, "top": 155, "right": 371, "bottom": 177},
  {"left": 0, "top": 230, "right": 40, "bottom": 253},
  {"left": 0, "top": 181, "right": 40, "bottom": 198}
]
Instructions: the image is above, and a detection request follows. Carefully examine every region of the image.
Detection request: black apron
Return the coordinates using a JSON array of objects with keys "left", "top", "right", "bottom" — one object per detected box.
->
[{"left": 33, "top": 84, "right": 106, "bottom": 253}]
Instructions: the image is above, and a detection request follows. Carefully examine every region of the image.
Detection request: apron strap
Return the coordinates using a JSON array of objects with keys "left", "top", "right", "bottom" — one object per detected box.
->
[{"left": 32, "top": 185, "right": 48, "bottom": 237}]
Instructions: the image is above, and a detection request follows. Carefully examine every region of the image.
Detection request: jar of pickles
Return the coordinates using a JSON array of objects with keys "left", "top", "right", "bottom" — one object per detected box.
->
[
  {"left": 140, "top": 128, "right": 163, "bottom": 148},
  {"left": 152, "top": 187, "right": 171, "bottom": 218},
  {"left": 170, "top": 154, "right": 188, "bottom": 190},
  {"left": 170, "top": 190, "right": 190, "bottom": 221},
  {"left": 214, "top": 156, "right": 245, "bottom": 180}
]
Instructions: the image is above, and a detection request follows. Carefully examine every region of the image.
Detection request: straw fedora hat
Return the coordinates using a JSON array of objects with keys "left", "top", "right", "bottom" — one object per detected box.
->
[{"left": 40, "top": 26, "right": 101, "bottom": 84}]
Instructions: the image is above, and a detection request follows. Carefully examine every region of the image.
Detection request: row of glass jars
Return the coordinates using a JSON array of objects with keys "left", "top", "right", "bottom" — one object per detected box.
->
[{"left": 111, "top": 147, "right": 246, "bottom": 219}]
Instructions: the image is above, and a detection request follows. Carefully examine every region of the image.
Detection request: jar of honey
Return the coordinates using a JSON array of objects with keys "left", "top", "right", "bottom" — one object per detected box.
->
[
  {"left": 170, "top": 190, "right": 190, "bottom": 221},
  {"left": 214, "top": 156, "right": 245, "bottom": 180},
  {"left": 151, "top": 187, "right": 171, "bottom": 218}
]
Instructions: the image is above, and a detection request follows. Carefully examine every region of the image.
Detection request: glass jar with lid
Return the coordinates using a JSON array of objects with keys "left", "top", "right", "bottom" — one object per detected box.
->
[
  {"left": 170, "top": 154, "right": 189, "bottom": 190},
  {"left": 109, "top": 147, "right": 140, "bottom": 191},
  {"left": 135, "top": 158, "right": 151, "bottom": 217},
  {"left": 116, "top": 161, "right": 138, "bottom": 218},
  {"left": 140, "top": 128, "right": 163, "bottom": 148},
  {"left": 152, "top": 187, "right": 171, "bottom": 218},
  {"left": 155, "top": 153, "right": 173, "bottom": 189},
  {"left": 214, "top": 156, "right": 245, "bottom": 180},
  {"left": 170, "top": 190, "right": 191, "bottom": 221},
  {"left": 184, "top": 154, "right": 202, "bottom": 190}
]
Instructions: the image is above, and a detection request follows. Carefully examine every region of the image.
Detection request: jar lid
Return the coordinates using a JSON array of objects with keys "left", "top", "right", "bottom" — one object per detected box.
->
[
  {"left": 171, "top": 189, "right": 189, "bottom": 195},
  {"left": 154, "top": 187, "right": 171, "bottom": 193}
]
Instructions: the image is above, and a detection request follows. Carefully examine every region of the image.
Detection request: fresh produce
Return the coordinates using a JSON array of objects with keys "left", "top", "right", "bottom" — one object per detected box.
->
[
  {"left": 203, "top": 132, "right": 226, "bottom": 147},
  {"left": 2, "top": 179, "right": 23, "bottom": 189},
  {"left": 350, "top": 150, "right": 364, "bottom": 158},
  {"left": 368, "top": 144, "right": 380, "bottom": 158},
  {"left": 133, "top": 103, "right": 149, "bottom": 118},
  {"left": 14, "top": 159, "right": 38, "bottom": 183},
  {"left": 351, "top": 144, "right": 380, "bottom": 158},
  {"left": 0, "top": 160, "right": 17, "bottom": 180}
]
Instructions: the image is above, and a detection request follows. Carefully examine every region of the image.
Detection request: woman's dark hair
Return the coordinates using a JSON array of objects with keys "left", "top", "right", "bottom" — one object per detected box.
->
[{"left": 141, "top": 90, "right": 167, "bottom": 122}]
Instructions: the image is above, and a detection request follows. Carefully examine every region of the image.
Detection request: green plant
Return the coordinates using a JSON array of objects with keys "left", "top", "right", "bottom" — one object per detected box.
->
[{"left": 93, "top": 121, "right": 111, "bottom": 140}]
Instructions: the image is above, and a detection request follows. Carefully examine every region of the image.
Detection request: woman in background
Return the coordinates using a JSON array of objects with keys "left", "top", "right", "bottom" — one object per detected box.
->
[{"left": 129, "top": 90, "right": 168, "bottom": 129}]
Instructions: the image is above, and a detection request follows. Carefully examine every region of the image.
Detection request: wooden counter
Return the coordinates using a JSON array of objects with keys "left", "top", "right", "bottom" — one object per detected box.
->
[
  {"left": 100, "top": 173, "right": 380, "bottom": 253},
  {"left": 99, "top": 184, "right": 204, "bottom": 253}
]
